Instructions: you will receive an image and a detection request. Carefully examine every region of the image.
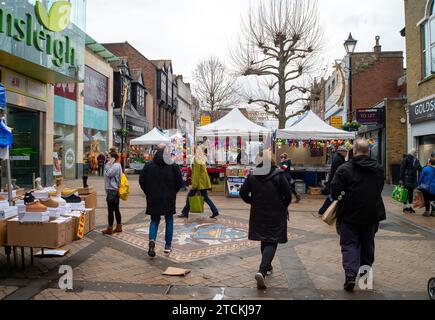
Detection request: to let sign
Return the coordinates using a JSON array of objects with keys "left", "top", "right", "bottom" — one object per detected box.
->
[
  {"left": 357, "top": 109, "right": 382, "bottom": 125},
  {"left": 409, "top": 95, "right": 435, "bottom": 124}
]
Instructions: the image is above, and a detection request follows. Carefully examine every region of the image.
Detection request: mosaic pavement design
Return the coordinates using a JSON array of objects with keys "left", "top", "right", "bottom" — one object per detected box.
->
[{"left": 109, "top": 216, "right": 303, "bottom": 263}]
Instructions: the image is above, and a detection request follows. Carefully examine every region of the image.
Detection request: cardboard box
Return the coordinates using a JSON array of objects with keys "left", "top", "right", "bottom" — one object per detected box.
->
[
  {"left": 0, "top": 219, "right": 7, "bottom": 247},
  {"left": 7, "top": 219, "right": 67, "bottom": 248},
  {"left": 80, "top": 191, "right": 97, "bottom": 209},
  {"left": 78, "top": 187, "right": 94, "bottom": 196},
  {"left": 64, "top": 219, "right": 76, "bottom": 244},
  {"left": 308, "top": 187, "right": 322, "bottom": 195},
  {"left": 88, "top": 209, "right": 96, "bottom": 232},
  {"left": 69, "top": 211, "right": 90, "bottom": 240}
]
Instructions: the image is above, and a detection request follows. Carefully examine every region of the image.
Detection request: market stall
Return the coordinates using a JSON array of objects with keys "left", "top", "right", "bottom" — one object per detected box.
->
[
  {"left": 129, "top": 127, "right": 171, "bottom": 171},
  {"left": 196, "top": 108, "right": 272, "bottom": 197},
  {"left": 276, "top": 111, "right": 356, "bottom": 193}
]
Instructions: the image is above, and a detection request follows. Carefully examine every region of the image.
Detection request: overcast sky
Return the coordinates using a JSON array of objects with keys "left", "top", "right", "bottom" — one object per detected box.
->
[{"left": 86, "top": 0, "right": 405, "bottom": 82}]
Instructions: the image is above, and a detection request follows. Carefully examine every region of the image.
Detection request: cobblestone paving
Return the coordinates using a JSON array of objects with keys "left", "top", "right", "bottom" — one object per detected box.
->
[{"left": 0, "top": 176, "right": 434, "bottom": 300}]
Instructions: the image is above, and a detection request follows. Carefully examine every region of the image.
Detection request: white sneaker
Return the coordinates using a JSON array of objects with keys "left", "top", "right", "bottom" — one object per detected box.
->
[{"left": 255, "top": 272, "right": 267, "bottom": 290}]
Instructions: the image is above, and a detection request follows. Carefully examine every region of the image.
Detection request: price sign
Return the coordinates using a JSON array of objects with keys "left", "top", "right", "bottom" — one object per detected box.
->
[{"left": 77, "top": 213, "right": 86, "bottom": 239}]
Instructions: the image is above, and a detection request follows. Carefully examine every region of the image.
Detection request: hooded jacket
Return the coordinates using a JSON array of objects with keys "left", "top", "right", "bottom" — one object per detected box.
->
[
  {"left": 240, "top": 165, "right": 292, "bottom": 243},
  {"left": 331, "top": 155, "right": 386, "bottom": 225},
  {"left": 400, "top": 154, "right": 422, "bottom": 189},
  {"left": 139, "top": 150, "right": 183, "bottom": 216}
]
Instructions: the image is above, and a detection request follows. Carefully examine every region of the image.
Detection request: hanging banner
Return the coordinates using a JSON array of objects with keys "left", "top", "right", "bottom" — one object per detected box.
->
[
  {"left": 0, "top": 84, "right": 6, "bottom": 108},
  {"left": 53, "top": 152, "right": 62, "bottom": 176}
]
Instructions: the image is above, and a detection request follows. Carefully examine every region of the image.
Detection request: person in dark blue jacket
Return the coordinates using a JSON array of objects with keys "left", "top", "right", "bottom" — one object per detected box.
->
[{"left": 418, "top": 151, "right": 435, "bottom": 217}]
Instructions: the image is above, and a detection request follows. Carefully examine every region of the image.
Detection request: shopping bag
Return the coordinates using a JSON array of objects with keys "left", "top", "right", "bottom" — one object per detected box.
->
[
  {"left": 118, "top": 173, "right": 130, "bottom": 201},
  {"left": 322, "top": 200, "right": 338, "bottom": 226},
  {"left": 189, "top": 195, "right": 204, "bottom": 213},
  {"left": 392, "top": 185, "right": 408, "bottom": 204},
  {"left": 412, "top": 189, "right": 425, "bottom": 209}
]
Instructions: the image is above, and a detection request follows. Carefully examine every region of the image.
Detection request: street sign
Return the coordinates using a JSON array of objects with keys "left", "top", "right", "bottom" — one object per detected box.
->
[
  {"left": 330, "top": 116, "right": 343, "bottom": 129},
  {"left": 201, "top": 116, "right": 211, "bottom": 126}
]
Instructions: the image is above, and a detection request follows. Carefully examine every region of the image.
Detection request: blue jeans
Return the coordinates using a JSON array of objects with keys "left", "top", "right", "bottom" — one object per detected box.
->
[
  {"left": 149, "top": 215, "right": 174, "bottom": 248},
  {"left": 181, "top": 190, "right": 219, "bottom": 217}
]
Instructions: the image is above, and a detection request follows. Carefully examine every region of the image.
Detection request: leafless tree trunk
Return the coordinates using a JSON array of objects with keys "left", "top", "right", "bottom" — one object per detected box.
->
[
  {"left": 193, "top": 57, "right": 238, "bottom": 121},
  {"left": 231, "top": 0, "right": 323, "bottom": 129}
]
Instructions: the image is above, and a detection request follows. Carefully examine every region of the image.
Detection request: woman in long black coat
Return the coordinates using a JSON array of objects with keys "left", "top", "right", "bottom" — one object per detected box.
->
[{"left": 240, "top": 153, "right": 292, "bottom": 289}]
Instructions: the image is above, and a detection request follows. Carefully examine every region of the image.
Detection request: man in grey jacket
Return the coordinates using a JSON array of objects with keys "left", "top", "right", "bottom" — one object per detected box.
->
[{"left": 102, "top": 151, "right": 123, "bottom": 235}]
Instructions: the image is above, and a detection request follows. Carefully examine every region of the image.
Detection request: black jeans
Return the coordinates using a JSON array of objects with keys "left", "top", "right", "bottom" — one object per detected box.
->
[
  {"left": 339, "top": 222, "right": 379, "bottom": 278},
  {"left": 107, "top": 190, "right": 121, "bottom": 227},
  {"left": 405, "top": 186, "right": 414, "bottom": 205},
  {"left": 422, "top": 190, "right": 435, "bottom": 211},
  {"left": 259, "top": 242, "right": 278, "bottom": 275},
  {"left": 98, "top": 165, "right": 104, "bottom": 176}
]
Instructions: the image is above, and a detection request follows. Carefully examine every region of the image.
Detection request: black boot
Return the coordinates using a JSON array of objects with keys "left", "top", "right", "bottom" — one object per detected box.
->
[{"left": 344, "top": 276, "right": 356, "bottom": 292}]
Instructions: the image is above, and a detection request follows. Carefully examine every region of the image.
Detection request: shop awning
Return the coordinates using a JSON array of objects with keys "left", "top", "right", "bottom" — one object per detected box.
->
[
  {"left": 130, "top": 128, "right": 171, "bottom": 145},
  {"left": 196, "top": 108, "right": 271, "bottom": 137},
  {"left": 277, "top": 111, "right": 356, "bottom": 140},
  {"left": 86, "top": 35, "right": 120, "bottom": 63}
]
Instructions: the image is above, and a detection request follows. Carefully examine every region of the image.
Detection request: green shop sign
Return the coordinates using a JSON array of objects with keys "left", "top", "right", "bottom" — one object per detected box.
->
[{"left": 0, "top": 0, "right": 85, "bottom": 83}]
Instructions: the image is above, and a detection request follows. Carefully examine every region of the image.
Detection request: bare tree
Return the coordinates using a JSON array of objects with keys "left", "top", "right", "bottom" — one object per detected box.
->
[
  {"left": 232, "top": 0, "right": 323, "bottom": 129},
  {"left": 193, "top": 57, "right": 238, "bottom": 121}
]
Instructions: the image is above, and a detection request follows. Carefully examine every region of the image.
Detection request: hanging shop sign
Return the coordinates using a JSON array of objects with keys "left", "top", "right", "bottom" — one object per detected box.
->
[
  {"left": 330, "top": 116, "right": 343, "bottom": 129},
  {"left": 409, "top": 95, "right": 435, "bottom": 124},
  {"left": 0, "top": 0, "right": 86, "bottom": 82},
  {"left": 201, "top": 116, "right": 211, "bottom": 126},
  {"left": 356, "top": 109, "right": 383, "bottom": 125}
]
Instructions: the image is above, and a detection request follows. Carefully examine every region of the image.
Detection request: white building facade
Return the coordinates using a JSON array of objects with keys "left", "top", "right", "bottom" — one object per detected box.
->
[{"left": 176, "top": 76, "right": 194, "bottom": 134}]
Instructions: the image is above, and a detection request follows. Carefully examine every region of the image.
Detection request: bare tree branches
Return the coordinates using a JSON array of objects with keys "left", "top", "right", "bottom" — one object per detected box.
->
[
  {"left": 231, "top": 0, "right": 324, "bottom": 129},
  {"left": 192, "top": 57, "right": 239, "bottom": 121}
]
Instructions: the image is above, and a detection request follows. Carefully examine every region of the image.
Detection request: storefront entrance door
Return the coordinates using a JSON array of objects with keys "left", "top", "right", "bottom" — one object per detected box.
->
[{"left": 6, "top": 106, "right": 40, "bottom": 188}]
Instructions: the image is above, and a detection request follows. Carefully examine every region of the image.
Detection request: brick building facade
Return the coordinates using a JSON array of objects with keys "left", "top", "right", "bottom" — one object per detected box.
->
[
  {"left": 104, "top": 42, "right": 176, "bottom": 129},
  {"left": 403, "top": 0, "right": 435, "bottom": 163}
]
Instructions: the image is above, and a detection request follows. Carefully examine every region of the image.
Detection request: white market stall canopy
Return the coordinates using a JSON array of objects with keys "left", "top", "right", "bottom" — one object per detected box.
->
[
  {"left": 277, "top": 111, "right": 356, "bottom": 140},
  {"left": 130, "top": 127, "right": 171, "bottom": 145},
  {"left": 196, "top": 108, "right": 272, "bottom": 137}
]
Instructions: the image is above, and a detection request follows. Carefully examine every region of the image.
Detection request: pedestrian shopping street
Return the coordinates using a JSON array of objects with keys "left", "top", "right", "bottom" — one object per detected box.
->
[{"left": 0, "top": 176, "right": 434, "bottom": 300}]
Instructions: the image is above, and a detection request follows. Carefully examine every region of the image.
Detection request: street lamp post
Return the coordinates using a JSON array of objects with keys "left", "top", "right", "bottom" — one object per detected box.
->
[
  {"left": 344, "top": 33, "right": 358, "bottom": 122},
  {"left": 118, "top": 60, "right": 129, "bottom": 170}
]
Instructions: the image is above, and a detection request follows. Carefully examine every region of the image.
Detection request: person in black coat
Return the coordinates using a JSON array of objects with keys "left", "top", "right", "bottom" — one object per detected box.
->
[
  {"left": 139, "top": 144, "right": 183, "bottom": 257},
  {"left": 318, "top": 146, "right": 348, "bottom": 215},
  {"left": 330, "top": 139, "right": 386, "bottom": 292},
  {"left": 399, "top": 149, "right": 422, "bottom": 213},
  {"left": 240, "top": 151, "right": 292, "bottom": 290}
]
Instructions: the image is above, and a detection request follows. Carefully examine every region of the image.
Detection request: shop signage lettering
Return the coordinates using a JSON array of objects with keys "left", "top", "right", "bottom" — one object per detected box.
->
[
  {"left": 357, "top": 109, "right": 382, "bottom": 125},
  {"left": 0, "top": 1, "right": 75, "bottom": 68},
  {"left": 410, "top": 96, "right": 435, "bottom": 124},
  {"left": 130, "top": 125, "right": 145, "bottom": 134}
]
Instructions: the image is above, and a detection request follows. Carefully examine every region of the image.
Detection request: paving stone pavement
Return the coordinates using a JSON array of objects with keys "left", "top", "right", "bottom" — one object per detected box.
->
[{"left": 0, "top": 175, "right": 434, "bottom": 300}]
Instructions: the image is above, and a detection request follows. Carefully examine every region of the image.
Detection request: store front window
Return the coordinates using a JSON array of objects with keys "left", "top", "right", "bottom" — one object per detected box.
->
[
  {"left": 419, "top": 135, "right": 435, "bottom": 165},
  {"left": 83, "top": 129, "right": 108, "bottom": 175}
]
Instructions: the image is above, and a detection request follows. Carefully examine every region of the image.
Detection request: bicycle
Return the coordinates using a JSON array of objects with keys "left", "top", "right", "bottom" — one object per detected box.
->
[{"left": 428, "top": 277, "right": 435, "bottom": 300}]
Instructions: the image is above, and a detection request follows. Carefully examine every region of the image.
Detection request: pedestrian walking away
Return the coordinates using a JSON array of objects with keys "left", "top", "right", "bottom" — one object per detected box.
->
[
  {"left": 280, "top": 153, "right": 301, "bottom": 203},
  {"left": 102, "top": 151, "right": 123, "bottom": 235},
  {"left": 97, "top": 152, "right": 106, "bottom": 177},
  {"left": 139, "top": 144, "right": 183, "bottom": 257},
  {"left": 331, "top": 139, "right": 386, "bottom": 292},
  {"left": 240, "top": 151, "right": 292, "bottom": 290},
  {"left": 178, "top": 146, "right": 219, "bottom": 219},
  {"left": 399, "top": 148, "right": 423, "bottom": 214},
  {"left": 319, "top": 146, "right": 348, "bottom": 216},
  {"left": 418, "top": 151, "right": 435, "bottom": 217}
]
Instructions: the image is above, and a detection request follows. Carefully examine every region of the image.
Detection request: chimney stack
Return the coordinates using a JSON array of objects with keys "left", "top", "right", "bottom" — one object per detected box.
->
[{"left": 374, "top": 36, "right": 382, "bottom": 54}]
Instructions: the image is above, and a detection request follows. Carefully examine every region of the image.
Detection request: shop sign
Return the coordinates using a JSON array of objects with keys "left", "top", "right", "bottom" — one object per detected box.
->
[
  {"left": 330, "top": 116, "right": 343, "bottom": 129},
  {"left": 0, "top": 1, "right": 76, "bottom": 68},
  {"left": 1, "top": 68, "right": 48, "bottom": 101},
  {"left": 201, "top": 116, "right": 211, "bottom": 126},
  {"left": 129, "top": 125, "right": 145, "bottom": 134},
  {"left": 0, "top": 0, "right": 85, "bottom": 82},
  {"left": 77, "top": 213, "right": 85, "bottom": 239},
  {"left": 356, "top": 109, "right": 382, "bottom": 125},
  {"left": 409, "top": 95, "right": 435, "bottom": 124}
]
